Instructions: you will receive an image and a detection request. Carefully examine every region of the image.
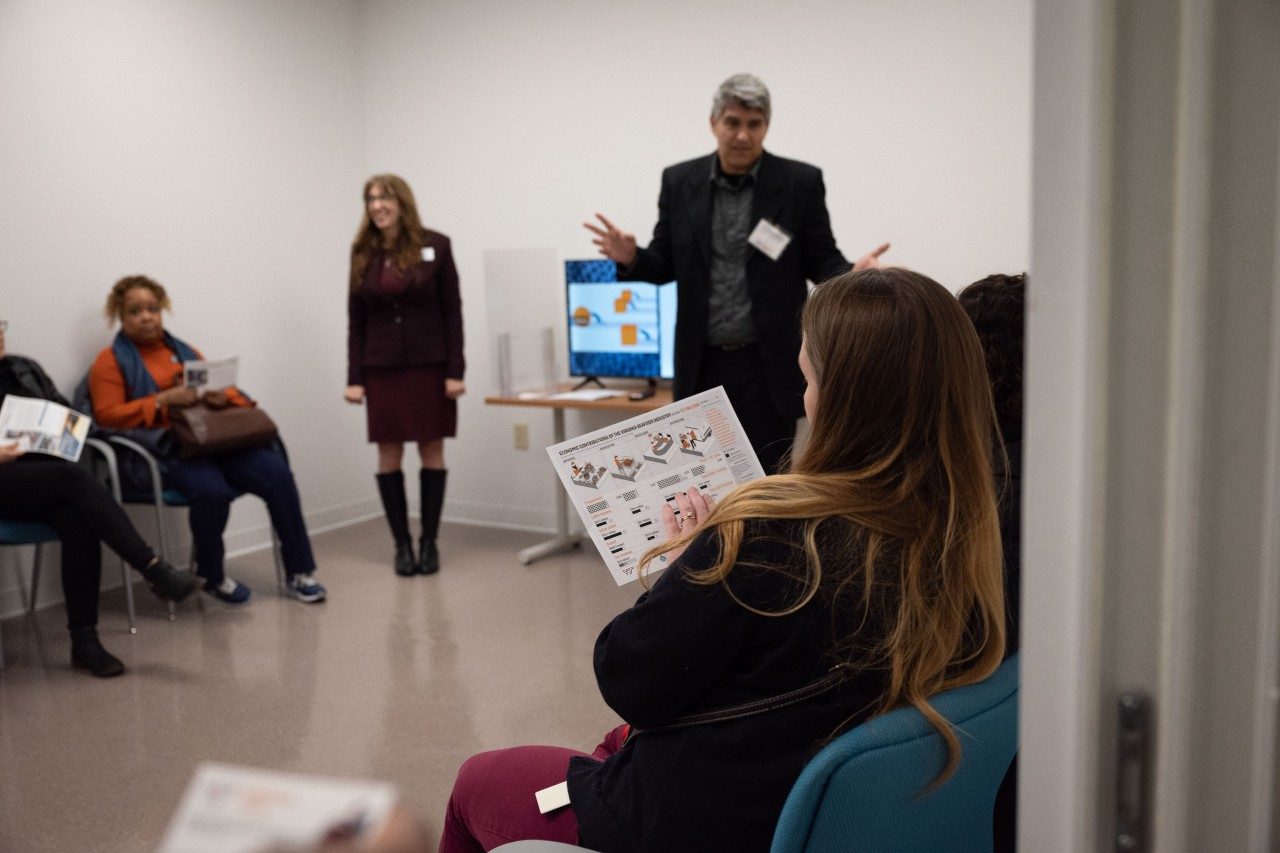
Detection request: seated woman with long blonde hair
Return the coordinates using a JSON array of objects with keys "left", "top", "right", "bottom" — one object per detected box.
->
[{"left": 438, "top": 267, "right": 1007, "bottom": 852}]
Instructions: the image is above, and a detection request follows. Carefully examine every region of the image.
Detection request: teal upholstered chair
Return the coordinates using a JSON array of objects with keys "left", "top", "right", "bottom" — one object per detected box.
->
[
  {"left": 769, "top": 653, "right": 1019, "bottom": 853},
  {"left": 491, "top": 654, "right": 1018, "bottom": 853},
  {"left": 0, "top": 520, "right": 58, "bottom": 670}
]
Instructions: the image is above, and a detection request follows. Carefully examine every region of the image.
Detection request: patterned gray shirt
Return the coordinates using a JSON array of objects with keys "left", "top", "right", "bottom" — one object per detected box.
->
[{"left": 706, "top": 156, "right": 762, "bottom": 346}]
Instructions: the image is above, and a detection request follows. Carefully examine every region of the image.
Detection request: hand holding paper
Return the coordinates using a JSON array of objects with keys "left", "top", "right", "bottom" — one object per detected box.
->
[
  {"left": 660, "top": 487, "right": 716, "bottom": 563},
  {"left": 157, "top": 386, "right": 199, "bottom": 409},
  {"left": 201, "top": 389, "right": 231, "bottom": 409},
  {"left": 546, "top": 386, "right": 764, "bottom": 585}
]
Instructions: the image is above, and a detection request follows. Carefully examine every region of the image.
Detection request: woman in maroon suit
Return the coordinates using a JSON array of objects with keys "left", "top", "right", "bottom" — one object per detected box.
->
[{"left": 345, "top": 175, "right": 465, "bottom": 577}]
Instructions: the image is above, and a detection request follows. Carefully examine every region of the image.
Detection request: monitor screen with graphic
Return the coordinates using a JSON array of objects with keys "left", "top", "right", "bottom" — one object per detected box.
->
[{"left": 565, "top": 259, "right": 676, "bottom": 380}]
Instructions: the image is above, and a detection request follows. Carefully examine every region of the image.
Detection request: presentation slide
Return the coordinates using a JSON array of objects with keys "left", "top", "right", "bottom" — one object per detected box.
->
[{"left": 565, "top": 260, "right": 675, "bottom": 380}]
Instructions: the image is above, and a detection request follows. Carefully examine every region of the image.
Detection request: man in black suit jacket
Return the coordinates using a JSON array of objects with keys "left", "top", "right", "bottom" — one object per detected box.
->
[{"left": 586, "top": 73, "right": 887, "bottom": 473}]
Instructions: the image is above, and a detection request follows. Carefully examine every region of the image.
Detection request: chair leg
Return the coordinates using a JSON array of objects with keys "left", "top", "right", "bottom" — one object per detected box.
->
[
  {"left": 119, "top": 554, "right": 136, "bottom": 633},
  {"left": 273, "top": 531, "right": 285, "bottom": 594},
  {"left": 28, "top": 543, "right": 42, "bottom": 613},
  {"left": 152, "top": 503, "right": 186, "bottom": 621}
]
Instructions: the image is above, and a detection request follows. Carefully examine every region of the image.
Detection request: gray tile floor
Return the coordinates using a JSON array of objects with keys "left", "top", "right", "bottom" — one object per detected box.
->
[{"left": 0, "top": 520, "right": 637, "bottom": 851}]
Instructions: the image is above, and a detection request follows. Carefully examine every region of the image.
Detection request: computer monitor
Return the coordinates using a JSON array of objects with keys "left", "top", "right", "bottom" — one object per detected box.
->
[{"left": 565, "top": 259, "right": 676, "bottom": 382}]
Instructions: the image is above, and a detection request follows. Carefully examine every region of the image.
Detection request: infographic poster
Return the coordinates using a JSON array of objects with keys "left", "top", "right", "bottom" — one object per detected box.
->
[{"left": 546, "top": 386, "right": 765, "bottom": 585}]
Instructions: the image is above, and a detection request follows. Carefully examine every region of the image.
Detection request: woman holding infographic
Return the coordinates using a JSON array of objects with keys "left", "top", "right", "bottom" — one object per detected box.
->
[
  {"left": 438, "top": 268, "right": 1007, "bottom": 851},
  {"left": 345, "top": 174, "right": 465, "bottom": 577}
]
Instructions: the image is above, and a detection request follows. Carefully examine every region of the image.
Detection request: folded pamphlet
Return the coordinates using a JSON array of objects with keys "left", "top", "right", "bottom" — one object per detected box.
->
[
  {"left": 0, "top": 395, "right": 91, "bottom": 462},
  {"left": 157, "top": 762, "right": 397, "bottom": 853},
  {"left": 182, "top": 356, "right": 239, "bottom": 391}
]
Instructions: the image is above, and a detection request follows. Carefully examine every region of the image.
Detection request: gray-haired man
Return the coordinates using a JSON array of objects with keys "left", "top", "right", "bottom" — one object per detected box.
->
[{"left": 586, "top": 73, "right": 887, "bottom": 473}]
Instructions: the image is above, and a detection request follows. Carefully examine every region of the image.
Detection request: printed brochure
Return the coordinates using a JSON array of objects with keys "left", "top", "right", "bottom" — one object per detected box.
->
[
  {"left": 547, "top": 386, "right": 765, "bottom": 585},
  {"left": 0, "top": 395, "right": 91, "bottom": 462}
]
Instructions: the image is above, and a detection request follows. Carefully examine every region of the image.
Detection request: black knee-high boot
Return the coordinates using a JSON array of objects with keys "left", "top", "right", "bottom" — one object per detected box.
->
[
  {"left": 376, "top": 471, "right": 416, "bottom": 577},
  {"left": 418, "top": 468, "right": 447, "bottom": 575}
]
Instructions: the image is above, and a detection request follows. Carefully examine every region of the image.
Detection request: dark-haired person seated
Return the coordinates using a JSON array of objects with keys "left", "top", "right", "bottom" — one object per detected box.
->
[
  {"left": 88, "top": 276, "right": 326, "bottom": 606},
  {"left": 0, "top": 318, "right": 197, "bottom": 677},
  {"left": 958, "top": 272, "right": 1025, "bottom": 654},
  {"left": 958, "top": 272, "right": 1025, "bottom": 853},
  {"left": 438, "top": 268, "right": 1007, "bottom": 852}
]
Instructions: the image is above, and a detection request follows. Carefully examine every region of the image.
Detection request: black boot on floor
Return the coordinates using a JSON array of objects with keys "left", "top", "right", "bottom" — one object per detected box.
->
[
  {"left": 139, "top": 558, "right": 198, "bottom": 602},
  {"left": 376, "top": 470, "right": 417, "bottom": 577},
  {"left": 70, "top": 627, "right": 126, "bottom": 678},
  {"left": 394, "top": 541, "right": 416, "bottom": 577},
  {"left": 418, "top": 468, "right": 447, "bottom": 575},
  {"left": 419, "top": 539, "right": 439, "bottom": 575}
]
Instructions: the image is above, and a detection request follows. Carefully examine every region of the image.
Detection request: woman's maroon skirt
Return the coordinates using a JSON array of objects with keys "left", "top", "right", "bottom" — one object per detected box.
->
[{"left": 363, "top": 365, "right": 456, "bottom": 443}]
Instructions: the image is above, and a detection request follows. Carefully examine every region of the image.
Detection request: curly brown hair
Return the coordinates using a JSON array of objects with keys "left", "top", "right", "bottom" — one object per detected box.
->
[
  {"left": 105, "top": 275, "right": 171, "bottom": 324},
  {"left": 958, "top": 273, "right": 1025, "bottom": 435}
]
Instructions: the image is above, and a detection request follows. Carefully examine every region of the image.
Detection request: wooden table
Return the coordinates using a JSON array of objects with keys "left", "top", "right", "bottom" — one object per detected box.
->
[{"left": 485, "top": 386, "right": 673, "bottom": 564}]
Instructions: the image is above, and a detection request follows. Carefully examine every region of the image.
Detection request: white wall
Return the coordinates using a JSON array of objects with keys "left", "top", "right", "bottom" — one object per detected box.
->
[
  {"left": 0, "top": 0, "right": 1032, "bottom": 615},
  {"left": 357, "top": 0, "right": 1034, "bottom": 528},
  {"left": 0, "top": 0, "right": 368, "bottom": 616}
]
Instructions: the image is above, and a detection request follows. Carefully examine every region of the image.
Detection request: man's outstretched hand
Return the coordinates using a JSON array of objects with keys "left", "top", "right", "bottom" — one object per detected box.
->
[
  {"left": 852, "top": 241, "right": 892, "bottom": 271},
  {"left": 583, "top": 213, "right": 638, "bottom": 268}
]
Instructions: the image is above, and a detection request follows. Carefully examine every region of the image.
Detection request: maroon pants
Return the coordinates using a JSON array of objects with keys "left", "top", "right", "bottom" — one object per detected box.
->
[{"left": 438, "top": 725, "right": 629, "bottom": 852}]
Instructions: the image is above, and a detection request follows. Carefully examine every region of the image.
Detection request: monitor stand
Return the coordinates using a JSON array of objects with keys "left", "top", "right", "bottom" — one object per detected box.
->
[
  {"left": 570, "top": 376, "right": 606, "bottom": 391},
  {"left": 627, "top": 378, "right": 658, "bottom": 400}
]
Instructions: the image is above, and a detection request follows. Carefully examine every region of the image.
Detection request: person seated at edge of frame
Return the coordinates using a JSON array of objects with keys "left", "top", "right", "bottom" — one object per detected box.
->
[
  {"left": 958, "top": 272, "right": 1026, "bottom": 853},
  {"left": 0, "top": 316, "right": 197, "bottom": 677},
  {"left": 958, "top": 272, "right": 1025, "bottom": 655},
  {"left": 437, "top": 267, "right": 1007, "bottom": 852},
  {"left": 87, "top": 275, "right": 327, "bottom": 606}
]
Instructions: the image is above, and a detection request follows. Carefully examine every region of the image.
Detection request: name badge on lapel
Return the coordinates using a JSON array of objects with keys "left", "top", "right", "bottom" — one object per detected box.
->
[
  {"left": 421, "top": 246, "right": 436, "bottom": 263},
  {"left": 747, "top": 219, "right": 791, "bottom": 261}
]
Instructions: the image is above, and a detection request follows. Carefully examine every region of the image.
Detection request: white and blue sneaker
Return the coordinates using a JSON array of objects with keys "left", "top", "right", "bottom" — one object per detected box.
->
[
  {"left": 204, "top": 576, "right": 251, "bottom": 605},
  {"left": 286, "top": 573, "right": 326, "bottom": 603}
]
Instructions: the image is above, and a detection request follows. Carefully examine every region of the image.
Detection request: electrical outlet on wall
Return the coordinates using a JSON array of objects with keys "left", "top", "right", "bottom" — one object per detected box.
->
[{"left": 514, "top": 422, "right": 529, "bottom": 450}]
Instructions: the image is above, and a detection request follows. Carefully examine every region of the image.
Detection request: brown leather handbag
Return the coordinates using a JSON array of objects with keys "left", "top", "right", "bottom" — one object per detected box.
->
[{"left": 169, "top": 403, "right": 279, "bottom": 459}]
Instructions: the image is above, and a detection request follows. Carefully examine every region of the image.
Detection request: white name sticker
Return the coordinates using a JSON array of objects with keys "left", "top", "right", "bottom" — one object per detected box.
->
[
  {"left": 747, "top": 219, "right": 791, "bottom": 261},
  {"left": 535, "top": 781, "right": 571, "bottom": 814},
  {"left": 421, "top": 246, "right": 436, "bottom": 262}
]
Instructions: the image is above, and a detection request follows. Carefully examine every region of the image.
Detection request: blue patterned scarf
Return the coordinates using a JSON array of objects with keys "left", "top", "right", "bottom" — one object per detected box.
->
[{"left": 111, "top": 329, "right": 200, "bottom": 399}]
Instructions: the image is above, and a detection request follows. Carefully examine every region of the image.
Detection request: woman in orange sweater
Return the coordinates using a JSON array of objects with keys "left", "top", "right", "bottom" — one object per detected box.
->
[{"left": 89, "top": 275, "right": 325, "bottom": 606}]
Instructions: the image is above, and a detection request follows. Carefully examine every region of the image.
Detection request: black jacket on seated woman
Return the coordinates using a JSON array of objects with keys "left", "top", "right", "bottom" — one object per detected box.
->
[{"left": 0, "top": 327, "right": 196, "bottom": 677}]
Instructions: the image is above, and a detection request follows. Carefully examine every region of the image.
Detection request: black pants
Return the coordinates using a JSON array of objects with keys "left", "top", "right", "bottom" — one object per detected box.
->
[
  {"left": 696, "top": 345, "right": 796, "bottom": 475},
  {"left": 0, "top": 457, "right": 154, "bottom": 631}
]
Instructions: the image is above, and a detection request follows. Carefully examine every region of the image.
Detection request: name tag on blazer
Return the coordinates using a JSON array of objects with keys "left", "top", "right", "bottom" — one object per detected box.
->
[
  {"left": 748, "top": 218, "right": 791, "bottom": 261},
  {"left": 421, "top": 246, "right": 436, "bottom": 263}
]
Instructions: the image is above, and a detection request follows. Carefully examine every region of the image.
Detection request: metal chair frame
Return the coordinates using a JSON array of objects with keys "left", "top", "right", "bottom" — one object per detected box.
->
[{"left": 105, "top": 435, "right": 286, "bottom": 619}]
